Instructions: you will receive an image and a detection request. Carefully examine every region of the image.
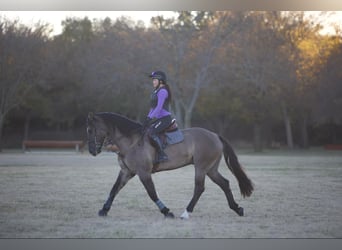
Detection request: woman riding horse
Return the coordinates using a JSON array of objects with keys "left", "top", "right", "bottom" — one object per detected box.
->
[
  {"left": 87, "top": 110, "right": 254, "bottom": 219},
  {"left": 143, "top": 71, "right": 174, "bottom": 164}
]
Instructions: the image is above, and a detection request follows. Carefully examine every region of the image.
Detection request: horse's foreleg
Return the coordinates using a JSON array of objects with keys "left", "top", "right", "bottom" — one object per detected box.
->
[
  {"left": 138, "top": 172, "right": 175, "bottom": 218},
  {"left": 99, "top": 169, "right": 135, "bottom": 216}
]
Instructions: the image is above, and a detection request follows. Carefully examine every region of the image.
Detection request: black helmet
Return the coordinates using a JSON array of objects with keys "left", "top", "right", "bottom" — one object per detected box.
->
[{"left": 149, "top": 71, "right": 167, "bottom": 83}]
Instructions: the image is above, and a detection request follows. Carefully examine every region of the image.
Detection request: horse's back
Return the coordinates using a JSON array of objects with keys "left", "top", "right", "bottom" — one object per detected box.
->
[
  {"left": 154, "top": 127, "right": 223, "bottom": 172},
  {"left": 170, "top": 127, "right": 222, "bottom": 168},
  {"left": 181, "top": 127, "right": 223, "bottom": 156},
  {"left": 182, "top": 127, "right": 221, "bottom": 145}
]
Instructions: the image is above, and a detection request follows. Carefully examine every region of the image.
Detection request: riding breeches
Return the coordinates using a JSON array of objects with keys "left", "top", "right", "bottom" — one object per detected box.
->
[{"left": 148, "top": 115, "right": 172, "bottom": 136}]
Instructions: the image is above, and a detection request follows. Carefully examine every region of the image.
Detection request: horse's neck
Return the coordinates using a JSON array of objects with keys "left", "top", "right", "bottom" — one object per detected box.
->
[{"left": 112, "top": 131, "right": 141, "bottom": 153}]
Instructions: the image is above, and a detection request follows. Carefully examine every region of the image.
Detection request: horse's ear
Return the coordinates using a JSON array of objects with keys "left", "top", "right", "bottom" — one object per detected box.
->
[{"left": 88, "top": 112, "right": 94, "bottom": 121}]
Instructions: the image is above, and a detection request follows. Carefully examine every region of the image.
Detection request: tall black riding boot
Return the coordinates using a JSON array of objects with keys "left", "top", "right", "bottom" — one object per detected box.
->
[{"left": 151, "top": 135, "right": 169, "bottom": 164}]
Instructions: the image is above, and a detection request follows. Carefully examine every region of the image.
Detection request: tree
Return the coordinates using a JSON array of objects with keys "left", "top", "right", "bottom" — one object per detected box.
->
[
  {"left": 227, "top": 11, "right": 330, "bottom": 150},
  {"left": 275, "top": 12, "right": 331, "bottom": 148},
  {"left": 0, "top": 18, "right": 49, "bottom": 149},
  {"left": 82, "top": 16, "right": 151, "bottom": 119},
  {"left": 220, "top": 12, "right": 296, "bottom": 151},
  {"left": 314, "top": 36, "right": 342, "bottom": 143},
  {"left": 151, "top": 11, "right": 233, "bottom": 128},
  {"left": 196, "top": 85, "right": 249, "bottom": 139}
]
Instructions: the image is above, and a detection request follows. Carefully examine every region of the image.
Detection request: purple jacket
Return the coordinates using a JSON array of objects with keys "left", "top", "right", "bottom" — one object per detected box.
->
[{"left": 148, "top": 88, "right": 171, "bottom": 119}]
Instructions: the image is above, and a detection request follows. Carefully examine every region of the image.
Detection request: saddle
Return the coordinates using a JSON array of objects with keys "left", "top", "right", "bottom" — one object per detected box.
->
[
  {"left": 159, "top": 119, "right": 184, "bottom": 148},
  {"left": 165, "top": 119, "right": 178, "bottom": 132}
]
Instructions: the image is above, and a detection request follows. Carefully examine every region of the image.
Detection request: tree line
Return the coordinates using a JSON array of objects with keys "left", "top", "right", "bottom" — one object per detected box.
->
[{"left": 0, "top": 11, "right": 341, "bottom": 151}]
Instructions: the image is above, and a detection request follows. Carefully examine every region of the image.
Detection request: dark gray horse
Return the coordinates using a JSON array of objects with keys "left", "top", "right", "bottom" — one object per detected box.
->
[{"left": 87, "top": 112, "right": 253, "bottom": 219}]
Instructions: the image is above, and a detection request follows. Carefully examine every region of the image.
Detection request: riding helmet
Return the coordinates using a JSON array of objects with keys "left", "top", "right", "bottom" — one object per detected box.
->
[{"left": 149, "top": 71, "right": 167, "bottom": 83}]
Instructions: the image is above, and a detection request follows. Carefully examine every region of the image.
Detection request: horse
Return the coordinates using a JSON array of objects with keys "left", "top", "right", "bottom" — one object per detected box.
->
[{"left": 86, "top": 112, "right": 254, "bottom": 219}]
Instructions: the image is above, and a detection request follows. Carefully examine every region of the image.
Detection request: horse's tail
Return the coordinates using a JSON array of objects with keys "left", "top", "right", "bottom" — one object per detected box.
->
[{"left": 219, "top": 135, "right": 254, "bottom": 198}]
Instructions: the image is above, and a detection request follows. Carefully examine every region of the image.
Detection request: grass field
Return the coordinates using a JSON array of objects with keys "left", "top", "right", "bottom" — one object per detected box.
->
[{"left": 0, "top": 149, "right": 341, "bottom": 238}]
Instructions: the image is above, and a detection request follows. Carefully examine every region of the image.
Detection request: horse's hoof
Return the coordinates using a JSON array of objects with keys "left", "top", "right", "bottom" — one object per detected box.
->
[
  {"left": 180, "top": 210, "right": 191, "bottom": 220},
  {"left": 98, "top": 209, "right": 108, "bottom": 217},
  {"left": 237, "top": 207, "right": 244, "bottom": 216},
  {"left": 164, "top": 212, "right": 175, "bottom": 219}
]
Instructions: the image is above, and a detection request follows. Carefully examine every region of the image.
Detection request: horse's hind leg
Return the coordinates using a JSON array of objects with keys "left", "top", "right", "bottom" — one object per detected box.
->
[
  {"left": 99, "top": 169, "right": 135, "bottom": 216},
  {"left": 207, "top": 168, "right": 244, "bottom": 216},
  {"left": 181, "top": 169, "right": 206, "bottom": 219}
]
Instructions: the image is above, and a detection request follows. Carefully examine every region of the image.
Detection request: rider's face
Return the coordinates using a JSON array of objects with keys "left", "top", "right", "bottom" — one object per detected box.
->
[{"left": 152, "top": 78, "right": 159, "bottom": 88}]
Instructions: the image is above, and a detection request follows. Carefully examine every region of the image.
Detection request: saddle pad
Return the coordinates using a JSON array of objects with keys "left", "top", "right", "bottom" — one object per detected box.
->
[{"left": 165, "top": 129, "right": 184, "bottom": 145}]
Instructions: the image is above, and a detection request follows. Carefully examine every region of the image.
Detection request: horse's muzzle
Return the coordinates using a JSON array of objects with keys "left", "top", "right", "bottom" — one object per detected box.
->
[{"left": 88, "top": 141, "right": 101, "bottom": 156}]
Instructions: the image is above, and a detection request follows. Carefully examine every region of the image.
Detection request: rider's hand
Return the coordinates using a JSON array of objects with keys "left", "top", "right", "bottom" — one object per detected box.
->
[{"left": 142, "top": 117, "right": 152, "bottom": 130}]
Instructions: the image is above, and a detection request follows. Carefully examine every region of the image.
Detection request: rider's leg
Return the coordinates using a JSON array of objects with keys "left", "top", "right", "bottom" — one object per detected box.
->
[
  {"left": 149, "top": 116, "right": 172, "bottom": 164},
  {"left": 150, "top": 133, "right": 168, "bottom": 163}
]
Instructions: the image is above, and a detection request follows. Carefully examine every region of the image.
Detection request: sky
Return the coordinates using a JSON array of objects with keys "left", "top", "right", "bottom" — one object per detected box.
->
[
  {"left": 0, "top": 11, "right": 176, "bottom": 35},
  {"left": 0, "top": 11, "right": 341, "bottom": 36}
]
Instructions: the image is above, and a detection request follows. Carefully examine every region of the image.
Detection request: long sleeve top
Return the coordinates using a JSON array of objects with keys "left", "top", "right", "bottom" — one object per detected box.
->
[{"left": 148, "top": 88, "right": 171, "bottom": 119}]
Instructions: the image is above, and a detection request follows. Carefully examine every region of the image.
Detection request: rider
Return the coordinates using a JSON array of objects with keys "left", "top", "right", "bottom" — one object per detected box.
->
[{"left": 143, "top": 71, "right": 173, "bottom": 164}]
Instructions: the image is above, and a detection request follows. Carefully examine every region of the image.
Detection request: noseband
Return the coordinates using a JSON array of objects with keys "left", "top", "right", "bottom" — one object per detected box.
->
[{"left": 88, "top": 125, "right": 103, "bottom": 154}]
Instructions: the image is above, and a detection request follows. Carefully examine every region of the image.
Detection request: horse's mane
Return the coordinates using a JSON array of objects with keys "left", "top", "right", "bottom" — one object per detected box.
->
[{"left": 95, "top": 112, "right": 142, "bottom": 136}]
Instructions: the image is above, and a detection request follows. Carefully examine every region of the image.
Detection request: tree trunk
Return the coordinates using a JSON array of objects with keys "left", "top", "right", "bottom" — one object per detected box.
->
[
  {"left": 330, "top": 122, "right": 337, "bottom": 144},
  {"left": 24, "top": 114, "right": 31, "bottom": 140},
  {"left": 217, "top": 116, "right": 228, "bottom": 137},
  {"left": 300, "top": 115, "right": 309, "bottom": 148},
  {"left": 184, "top": 110, "right": 192, "bottom": 129},
  {"left": 173, "top": 100, "right": 184, "bottom": 128},
  {"left": 253, "top": 122, "right": 263, "bottom": 152},
  {"left": 0, "top": 113, "right": 4, "bottom": 151},
  {"left": 281, "top": 103, "right": 294, "bottom": 149}
]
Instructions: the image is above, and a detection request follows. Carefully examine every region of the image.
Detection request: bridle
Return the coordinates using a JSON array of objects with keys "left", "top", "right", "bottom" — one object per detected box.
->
[{"left": 87, "top": 124, "right": 103, "bottom": 155}]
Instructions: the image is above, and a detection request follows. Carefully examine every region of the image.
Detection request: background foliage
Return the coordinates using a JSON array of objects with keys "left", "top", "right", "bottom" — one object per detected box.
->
[{"left": 1, "top": 11, "right": 341, "bottom": 151}]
